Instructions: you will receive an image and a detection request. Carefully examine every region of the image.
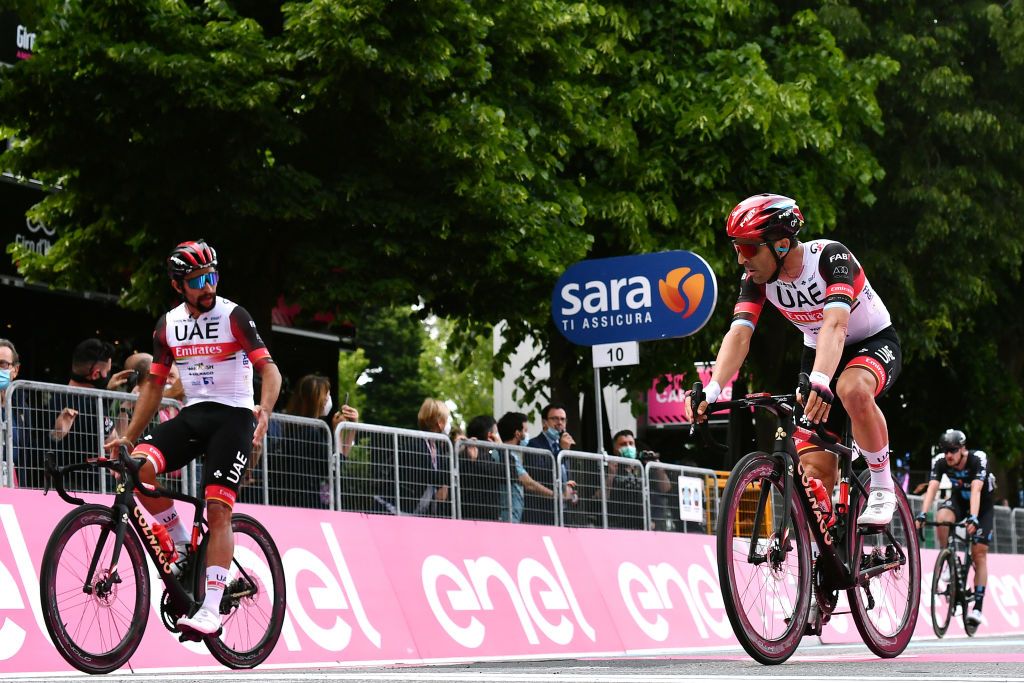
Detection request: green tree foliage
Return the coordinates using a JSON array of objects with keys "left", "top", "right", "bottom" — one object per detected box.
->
[
  {"left": 355, "top": 305, "right": 428, "bottom": 429},
  {"left": 419, "top": 316, "right": 493, "bottom": 428},
  {"left": 814, "top": 1, "right": 1024, "bottom": 474},
  {"left": 2, "top": 0, "right": 1019, "bottom": 482}
]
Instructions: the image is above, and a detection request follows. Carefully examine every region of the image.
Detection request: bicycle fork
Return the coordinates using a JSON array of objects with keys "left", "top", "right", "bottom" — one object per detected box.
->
[{"left": 81, "top": 504, "right": 131, "bottom": 598}]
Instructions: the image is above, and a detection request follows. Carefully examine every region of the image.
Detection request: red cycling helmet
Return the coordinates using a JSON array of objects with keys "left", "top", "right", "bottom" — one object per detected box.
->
[
  {"left": 726, "top": 194, "right": 804, "bottom": 241},
  {"left": 167, "top": 240, "right": 218, "bottom": 280}
]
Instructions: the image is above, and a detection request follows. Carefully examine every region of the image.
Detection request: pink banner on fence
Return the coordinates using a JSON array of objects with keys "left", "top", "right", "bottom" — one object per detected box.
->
[{"left": 2, "top": 487, "right": 1024, "bottom": 675}]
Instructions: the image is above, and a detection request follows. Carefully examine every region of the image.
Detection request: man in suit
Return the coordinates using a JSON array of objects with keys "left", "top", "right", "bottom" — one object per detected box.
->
[{"left": 522, "top": 403, "right": 576, "bottom": 525}]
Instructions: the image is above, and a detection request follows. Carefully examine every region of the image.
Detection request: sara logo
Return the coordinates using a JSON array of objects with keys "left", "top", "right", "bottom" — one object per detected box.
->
[
  {"left": 552, "top": 251, "right": 717, "bottom": 346},
  {"left": 658, "top": 267, "right": 706, "bottom": 319}
]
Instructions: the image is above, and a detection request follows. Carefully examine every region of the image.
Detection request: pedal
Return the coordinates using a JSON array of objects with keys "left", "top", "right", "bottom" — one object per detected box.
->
[
  {"left": 177, "top": 625, "right": 223, "bottom": 642},
  {"left": 178, "top": 629, "right": 204, "bottom": 643},
  {"left": 857, "top": 523, "right": 887, "bottom": 534}
]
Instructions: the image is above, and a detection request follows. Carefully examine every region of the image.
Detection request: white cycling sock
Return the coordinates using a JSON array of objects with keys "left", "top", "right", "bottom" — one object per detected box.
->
[
  {"left": 201, "top": 565, "right": 229, "bottom": 614},
  {"left": 860, "top": 444, "right": 894, "bottom": 491},
  {"left": 156, "top": 506, "right": 190, "bottom": 546}
]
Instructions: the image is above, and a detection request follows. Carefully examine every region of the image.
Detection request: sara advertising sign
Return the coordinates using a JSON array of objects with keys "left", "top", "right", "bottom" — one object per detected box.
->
[{"left": 552, "top": 251, "right": 717, "bottom": 346}]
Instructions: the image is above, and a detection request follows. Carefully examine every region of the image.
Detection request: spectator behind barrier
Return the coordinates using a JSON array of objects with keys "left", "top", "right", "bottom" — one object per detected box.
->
[
  {"left": 44, "top": 338, "right": 117, "bottom": 492},
  {"left": 523, "top": 403, "right": 577, "bottom": 525},
  {"left": 0, "top": 339, "right": 26, "bottom": 486},
  {"left": 602, "top": 429, "right": 644, "bottom": 530},
  {"left": 399, "top": 398, "right": 450, "bottom": 516},
  {"left": 267, "top": 374, "right": 358, "bottom": 509},
  {"left": 497, "top": 411, "right": 574, "bottom": 523},
  {"left": 459, "top": 415, "right": 504, "bottom": 521}
]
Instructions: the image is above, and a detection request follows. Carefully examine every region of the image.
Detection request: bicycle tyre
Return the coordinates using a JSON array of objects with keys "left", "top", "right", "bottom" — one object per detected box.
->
[
  {"left": 848, "top": 473, "right": 920, "bottom": 658},
  {"left": 962, "top": 576, "right": 979, "bottom": 637},
  {"left": 194, "top": 513, "right": 286, "bottom": 669},
  {"left": 39, "top": 504, "right": 151, "bottom": 674},
  {"left": 717, "top": 451, "right": 812, "bottom": 665},
  {"left": 930, "top": 548, "right": 956, "bottom": 638}
]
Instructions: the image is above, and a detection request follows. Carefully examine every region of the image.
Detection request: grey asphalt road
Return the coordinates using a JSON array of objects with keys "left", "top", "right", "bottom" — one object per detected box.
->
[{"left": 9, "top": 635, "right": 1024, "bottom": 683}]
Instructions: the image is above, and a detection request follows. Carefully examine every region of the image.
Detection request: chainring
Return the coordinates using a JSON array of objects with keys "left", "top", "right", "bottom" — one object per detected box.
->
[
  {"left": 160, "top": 589, "right": 186, "bottom": 632},
  {"left": 814, "top": 559, "right": 839, "bottom": 618}
]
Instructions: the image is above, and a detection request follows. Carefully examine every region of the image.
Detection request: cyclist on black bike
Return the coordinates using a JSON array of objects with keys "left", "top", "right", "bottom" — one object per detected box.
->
[
  {"left": 105, "top": 240, "right": 282, "bottom": 637},
  {"left": 915, "top": 428, "right": 994, "bottom": 627},
  {"left": 688, "top": 193, "right": 902, "bottom": 526}
]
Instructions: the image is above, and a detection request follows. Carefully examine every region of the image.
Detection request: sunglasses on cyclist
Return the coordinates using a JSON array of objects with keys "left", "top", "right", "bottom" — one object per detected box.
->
[
  {"left": 185, "top": 271, "right": 219, "bottom": 289},
  {"left": 944, "top": 447, "right": 961, "bottom": 454},
  {"left": 732, "top": 240, "right": 768, "bottom": 258}
]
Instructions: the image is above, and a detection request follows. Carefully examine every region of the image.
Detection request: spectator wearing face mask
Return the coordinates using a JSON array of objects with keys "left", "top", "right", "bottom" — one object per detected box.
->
[
  {"left": 0, "top": 339, "right": 26, "bottom": 487},
  {"left": 265, "top": 374, "right": 357, "bottom": 509},
  {"left": 601, "top": 429, "right": 645, "bottom": 529},
  {"left": 497, "top": 411, "right": 576, "bottom": 523},
  {"left": 43, "top": 338, "right": 118, "bottom": 492},
  {"left": 523, "top": 403, "right": 577, "bottom": 526}
]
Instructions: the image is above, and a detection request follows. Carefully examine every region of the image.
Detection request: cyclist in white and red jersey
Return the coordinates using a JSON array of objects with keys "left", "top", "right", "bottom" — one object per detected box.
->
[
  {"left": 105, "top": 240, "right": 281, "bottom": 637},
  {"left": 688, "top": 194, "right": 901, "bottom": 526}
]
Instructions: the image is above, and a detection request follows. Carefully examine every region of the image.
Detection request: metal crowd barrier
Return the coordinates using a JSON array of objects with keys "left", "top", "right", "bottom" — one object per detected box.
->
[
  {"left": 243, "top": 413, "right": 335, "bottom": 510},
  {"left": 1, "top": 379, "right": 187, "bottom": 494},
  {"left": 331, "top": 421, "right": 455, "bottom": 519},
  {"left": 556, "top": 450, "right": 720, "bottom": 532},
  {"left": 3, "top": 385, "right": 1022, "bottom": 551},
  {"left": 453, "top": 439, "right": 560, "bottom": 525}
]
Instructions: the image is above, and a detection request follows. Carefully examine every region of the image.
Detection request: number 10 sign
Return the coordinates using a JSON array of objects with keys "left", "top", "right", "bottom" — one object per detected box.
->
[{"left": 592, "top": 341, "right": 639, "bottom": 369}]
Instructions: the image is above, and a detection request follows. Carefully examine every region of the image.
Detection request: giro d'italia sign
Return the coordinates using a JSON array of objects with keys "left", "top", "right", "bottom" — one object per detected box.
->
[{"left": 552, "top": 251, "right": 718, "bottom": 346}]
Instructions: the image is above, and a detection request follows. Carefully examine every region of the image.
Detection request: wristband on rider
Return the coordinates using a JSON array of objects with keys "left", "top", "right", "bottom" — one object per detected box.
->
[
  {"left": 808, "top": 371, "right": 831, "bottom": 387},
  {"left": 704, "top": 381, "right": 722, "bottom": 404}
]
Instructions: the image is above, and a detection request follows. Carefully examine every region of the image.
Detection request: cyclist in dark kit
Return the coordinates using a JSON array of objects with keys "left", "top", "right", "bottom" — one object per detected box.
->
[{"left": 915, "top": 428, "right": 995, "bottom": 627}]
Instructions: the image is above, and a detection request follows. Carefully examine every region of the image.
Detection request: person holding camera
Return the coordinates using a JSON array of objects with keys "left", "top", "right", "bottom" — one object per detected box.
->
[{"left": 522, "top": 403, "right": 578, "bottom": 526}]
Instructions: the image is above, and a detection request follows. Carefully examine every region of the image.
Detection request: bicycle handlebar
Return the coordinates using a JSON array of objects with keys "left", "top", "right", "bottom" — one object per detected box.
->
[
  {"left": 688, "top": 372, "right": 839, "bottom": 450},
  {"left": 43, "top": 445, "right": 176, "bottom": 505}
]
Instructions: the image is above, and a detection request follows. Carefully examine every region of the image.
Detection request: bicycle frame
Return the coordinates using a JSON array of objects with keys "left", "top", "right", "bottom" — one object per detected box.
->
[
  {"left": 695, "top": 386, "right": 910, "bottom": 594},
  {"left": 930, "top": 519, "right": 975, "bottom": 602},
  {"left": 44, "top": 453, "right": 205, "bottom": 617}
]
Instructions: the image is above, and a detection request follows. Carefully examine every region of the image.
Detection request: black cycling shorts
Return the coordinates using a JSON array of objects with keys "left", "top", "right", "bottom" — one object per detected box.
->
[
  {"left": 133, "top": 402, "right": 255, "bottom": 508},
  {"left": 798, "top": 325, "right": 902, "bottom": 441},
  {"left": 940, "top": 498, "right": 994, "bottom": 546}
]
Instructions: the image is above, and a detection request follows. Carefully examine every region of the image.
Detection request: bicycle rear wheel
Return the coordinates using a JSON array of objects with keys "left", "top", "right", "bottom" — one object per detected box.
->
[
  {"left": 39, "top": 504, "right": 150, "bottom": 674},
  {"left": 194, "top": 513, "right": 286, "bottom": 668},
  {"left": 930, "top": 548, "right": 956, "bottom": 638},
  {"left": 848, "top": 473, "right": 920, "bottom": 657},
  {"left": 717, "top": 451, "right": 811, "bottom": 665}
]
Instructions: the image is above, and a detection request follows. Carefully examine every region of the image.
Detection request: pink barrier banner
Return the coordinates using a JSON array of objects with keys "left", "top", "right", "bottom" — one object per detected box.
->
[{"left": 2, "top": 487, "right": 1024, "bottom": 674}]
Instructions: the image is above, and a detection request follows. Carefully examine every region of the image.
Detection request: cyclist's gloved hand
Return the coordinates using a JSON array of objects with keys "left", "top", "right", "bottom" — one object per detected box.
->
[
  {"left": 808, "top": 371, "right": 834, "bottom": 404},
  {"left": 965, "top": 514, "right": 980, "bottom": 530},
  {"left": 801, "top": 371, "right": 834, "bottom": 424},
  {"left": 914, "top": 512, "right": 926, "bottom": 528}
]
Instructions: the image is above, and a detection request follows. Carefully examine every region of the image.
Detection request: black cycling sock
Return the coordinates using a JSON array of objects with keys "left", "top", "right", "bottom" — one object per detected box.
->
[{"left": 974, "top": 584, "right": 985, "bottom": 611}]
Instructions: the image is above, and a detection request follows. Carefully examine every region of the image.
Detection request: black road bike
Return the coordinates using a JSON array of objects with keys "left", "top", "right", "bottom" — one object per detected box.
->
[
  {"left": 924, "top": 519, "right": 979, "bottom": 638},
  {"left": 40, "top": 448, "right": 286, "bottom": 674},
  {"left": 692, "top": 375, "right": 920, "bottom": 664}
]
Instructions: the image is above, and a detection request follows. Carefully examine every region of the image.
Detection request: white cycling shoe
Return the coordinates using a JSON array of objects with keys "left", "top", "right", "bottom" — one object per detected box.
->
[
  {"left": 966, "top": 608, "right": 983, "bottom": 626},
  {"left": 176, "top": 607, "right": 222, "bottom": 636},
  {"left": 857, "top": 489, "right": 896, "bottom": 526}
]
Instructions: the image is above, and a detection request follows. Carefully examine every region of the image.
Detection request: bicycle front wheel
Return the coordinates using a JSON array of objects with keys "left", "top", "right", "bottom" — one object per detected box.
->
[
  {"left": 195, "top": 513, "right": 286, "bottom": 669},
  {"left": 930, "top": 548, "right": 956, "bottom": 638},
  {"left": 848, "top": 474, "right": 920, "bottom": 658},
  {"left": 39, "top": 504, "right": 151, "bottom": 674},
  {"left": 717, "top": 451, "right": 812, "bottom": 665}
]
